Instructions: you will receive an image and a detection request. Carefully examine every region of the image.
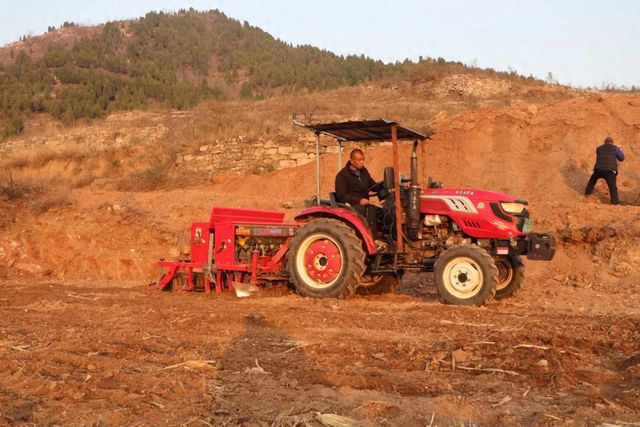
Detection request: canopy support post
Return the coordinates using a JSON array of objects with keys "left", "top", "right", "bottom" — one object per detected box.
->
[
  {"left": 391, "top": 125, "right": 404, "bottom": 252},
  {"left": 315, "top": 132, "right": 321, "bottom": 206}
]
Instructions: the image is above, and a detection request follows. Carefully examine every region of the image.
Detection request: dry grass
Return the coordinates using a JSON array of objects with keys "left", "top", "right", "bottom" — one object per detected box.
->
[
  {"left": 0, "top": 181, "right": 32, "bottom": 200},
  {"left": 1, "top": 134, "right": 184, "bottom": 192},
  {"left": 30, "top": 189, "right": 74, "bottom": 214},
  {"left": 0, "top": 172, "right": 37, "bottom": 200},
  {"left": 0, "top": 73, "right": 585, "bottom": 192},
  {"left": 0, "top": 173, "right": 74, "bottom": 215},
  {"left": 113, "top": 141, "right": 182, "bottom": 191},
  {"left": 0, "top": 143, "right": 88, "bottom": 170}
]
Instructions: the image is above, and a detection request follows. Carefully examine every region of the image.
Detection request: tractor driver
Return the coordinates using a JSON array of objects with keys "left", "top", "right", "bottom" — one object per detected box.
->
[
  {"left": 335, "top": 148, "right": 383, "bottom": 232},
  {"left": 335, "top": 148, "right": 377, "bottom": 207}
]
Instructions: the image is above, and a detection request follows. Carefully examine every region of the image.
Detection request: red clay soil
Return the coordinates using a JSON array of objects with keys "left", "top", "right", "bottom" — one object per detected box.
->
[
  {"left": 1, "top": 93, "right": 640, "bottom": 425},
  {"left": 1, "top": 279, "right": 639, "bottom": 426}
]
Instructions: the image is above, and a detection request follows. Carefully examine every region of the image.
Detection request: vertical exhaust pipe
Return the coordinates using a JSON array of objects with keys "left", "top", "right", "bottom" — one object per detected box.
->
[
  {"left": 407, "top": 140, "right": 421, "bottom": 240},
  {"left": 411, "top": 140, "right": 419, "bottom": 186}
]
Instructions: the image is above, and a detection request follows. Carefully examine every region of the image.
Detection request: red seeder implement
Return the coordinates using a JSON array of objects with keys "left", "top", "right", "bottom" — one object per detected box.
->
[{"left": 150, "top": 206, "right": 297, "bottom": 293}]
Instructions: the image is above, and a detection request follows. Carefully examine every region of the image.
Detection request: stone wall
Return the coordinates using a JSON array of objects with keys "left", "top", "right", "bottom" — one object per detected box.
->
[
  {"left": 0, "top": 123, "right": 169, "bottom": 153},
  {"left": 175, "top": 135, "right": 349, "bottom": 174},
  {"left": 2, "top": 114, "right": 386, "bottom": 175}
]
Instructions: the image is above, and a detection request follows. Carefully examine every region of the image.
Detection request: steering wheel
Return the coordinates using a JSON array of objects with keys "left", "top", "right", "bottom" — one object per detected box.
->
[
  {"left": 369, "top": 181, "right": 385, "bottom": 193},
  {"left": 369, "top": 181, "right": 390, "bottom": 200}
]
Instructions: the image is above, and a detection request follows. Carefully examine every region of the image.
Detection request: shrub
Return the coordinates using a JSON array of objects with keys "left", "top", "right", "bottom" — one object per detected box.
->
[
  {"left": 30, "top": 193, "right": 74, "bottom": 214},
  {"left": 0, "top": 182, "right": 30, "bottom": 200}
]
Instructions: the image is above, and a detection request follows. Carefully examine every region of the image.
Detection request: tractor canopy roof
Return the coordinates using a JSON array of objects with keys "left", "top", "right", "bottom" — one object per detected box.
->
[{"left": 299, "top": 119, "right": 427, "bottom": 142}]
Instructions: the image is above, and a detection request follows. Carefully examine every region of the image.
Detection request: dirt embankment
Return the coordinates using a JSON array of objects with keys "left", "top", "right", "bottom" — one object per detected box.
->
[{"left": 2, "top": 93, "right": 640, "bottom": 287}]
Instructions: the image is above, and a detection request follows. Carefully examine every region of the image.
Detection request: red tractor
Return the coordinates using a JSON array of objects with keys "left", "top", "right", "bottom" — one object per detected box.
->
[{"left": 151, "top": 119, "right": 555, "bottom": 305}]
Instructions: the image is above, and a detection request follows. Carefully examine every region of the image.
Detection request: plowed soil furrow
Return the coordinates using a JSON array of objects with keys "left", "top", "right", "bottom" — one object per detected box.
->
[{"left": 1, "top": 280, "right": 638, "bottom": 426}]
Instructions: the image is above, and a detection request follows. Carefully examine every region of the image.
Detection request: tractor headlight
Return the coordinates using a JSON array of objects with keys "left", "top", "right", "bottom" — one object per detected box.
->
[{"left": 500, "top": 202, "right": 526, "bottom": 215}]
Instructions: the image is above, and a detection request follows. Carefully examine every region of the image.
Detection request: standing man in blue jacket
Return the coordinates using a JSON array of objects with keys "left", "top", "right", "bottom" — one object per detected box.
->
[{"left": 584, "top": 136, "right": 625, "bottom": 205}]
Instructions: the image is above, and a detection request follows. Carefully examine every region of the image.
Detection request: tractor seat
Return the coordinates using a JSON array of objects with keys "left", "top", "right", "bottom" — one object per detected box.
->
[
  {"left": 305, "top": 194, "right": 336, "bottom": 208},
  {"left": 304, "top": 193, "right": 350, "bottom": 208},
  {"left": 329, "top": 192, "right": 349, "bottom": 208},
  {"left": 319, "top": 193, "right": 374, "bottom": 231}
]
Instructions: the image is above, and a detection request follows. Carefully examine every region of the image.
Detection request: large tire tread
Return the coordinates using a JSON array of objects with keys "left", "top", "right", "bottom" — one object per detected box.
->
[{"left": 287, "top": 218, "right": 365, "bottom": 298}]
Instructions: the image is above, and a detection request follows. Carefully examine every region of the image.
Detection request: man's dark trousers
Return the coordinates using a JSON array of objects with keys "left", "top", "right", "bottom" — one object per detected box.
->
[
  {"left": 585, "top": 168, "right": 619, "bottom": 204},
  {"left": 352, "top": 205, "right": 383, "bottom": 238}
]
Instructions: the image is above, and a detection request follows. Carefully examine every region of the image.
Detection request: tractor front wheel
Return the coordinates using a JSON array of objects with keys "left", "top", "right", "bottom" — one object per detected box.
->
[
  {"left": 495, "top": 254, "right": 525, "bottom": 299},
  {"left": 434, "top": 245, "right": 498, "bottom": 306},
  {"left": 288, "top": 219, "right": 365, "bottom": 298}
]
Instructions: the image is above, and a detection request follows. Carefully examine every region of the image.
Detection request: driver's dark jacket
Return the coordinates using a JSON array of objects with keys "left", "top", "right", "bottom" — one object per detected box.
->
[{"left": 335, "top": 161, "right": 376, "bottom": 205}]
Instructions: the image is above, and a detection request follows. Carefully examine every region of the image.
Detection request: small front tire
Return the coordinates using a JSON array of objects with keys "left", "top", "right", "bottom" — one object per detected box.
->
[
  {"left": 434, "top": 245, "right": 498, "bottom": 306},
  {"left": 495, "top": 254, "right": 525, "bottom": 299}
]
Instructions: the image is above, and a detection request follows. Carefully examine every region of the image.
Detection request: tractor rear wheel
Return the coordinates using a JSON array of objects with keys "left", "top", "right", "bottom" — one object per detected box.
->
[
  {"left": 288, "top": 218, "right": 365, "bottom": 298},
  {"left": 495, "top": 254, "right": 525, "bottom": 299},
  {"left": 434, "top": 245, "right": 498, "bottom": 306},
  {"left": 356, "top": 275, "right": 400, "bottom": 295}
]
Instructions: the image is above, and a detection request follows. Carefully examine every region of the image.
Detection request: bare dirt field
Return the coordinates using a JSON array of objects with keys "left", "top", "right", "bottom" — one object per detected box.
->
[
  {"left": 2, "top": 91, "right": 640, "bottom": 426},
  {"left": 1, "top": 274, "right": 639, "bottom": 426}
]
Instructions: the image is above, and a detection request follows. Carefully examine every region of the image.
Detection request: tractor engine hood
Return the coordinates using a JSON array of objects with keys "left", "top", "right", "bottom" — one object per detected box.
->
[
  {"left": 422, "top": 188, "right": 526, "bottom": 205},
  {"left": 420, "top": 188, "right": 529, "bottom": 239}
]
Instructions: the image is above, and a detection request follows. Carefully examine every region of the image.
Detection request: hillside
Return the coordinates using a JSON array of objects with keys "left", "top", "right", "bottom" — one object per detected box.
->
[
  {"left": 1, "top": 83, "right": 639, "bottom": 425},
  {"left": 0, "top": 82, "right": 638, "bottom": 283},
  {"left": 1, "top": 10, "right": 639, "bottom": 425},
  {"left": 0, "top": 9, "right": 543, "bottom": 137},
  {"left": 0, "top": 73, "right": 582, "bottom": 192}
]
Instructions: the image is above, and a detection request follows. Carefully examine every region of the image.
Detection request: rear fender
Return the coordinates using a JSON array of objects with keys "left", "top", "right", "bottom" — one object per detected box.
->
[{"left": 294, "top": 207, "right": 376, "bottom": 255}]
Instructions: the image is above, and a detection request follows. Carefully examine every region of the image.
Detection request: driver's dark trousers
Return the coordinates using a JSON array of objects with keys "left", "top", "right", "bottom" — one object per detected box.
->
[
  {"left": 585, "top": 168, "right": 619, "bottom": 204},
  {"left": 352, "top": 205, "right": 383, "bottom": 237}
]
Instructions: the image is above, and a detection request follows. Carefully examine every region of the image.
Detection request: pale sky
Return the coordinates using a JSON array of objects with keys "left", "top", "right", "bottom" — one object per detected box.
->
[{"left": 1, "top": 0, "right": 638, "bottom": 88}]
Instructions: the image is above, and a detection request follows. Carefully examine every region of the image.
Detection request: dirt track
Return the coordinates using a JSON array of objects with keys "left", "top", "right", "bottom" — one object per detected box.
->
[{"left": 1, "top": 275, "right": 639, "bottom": 426}]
